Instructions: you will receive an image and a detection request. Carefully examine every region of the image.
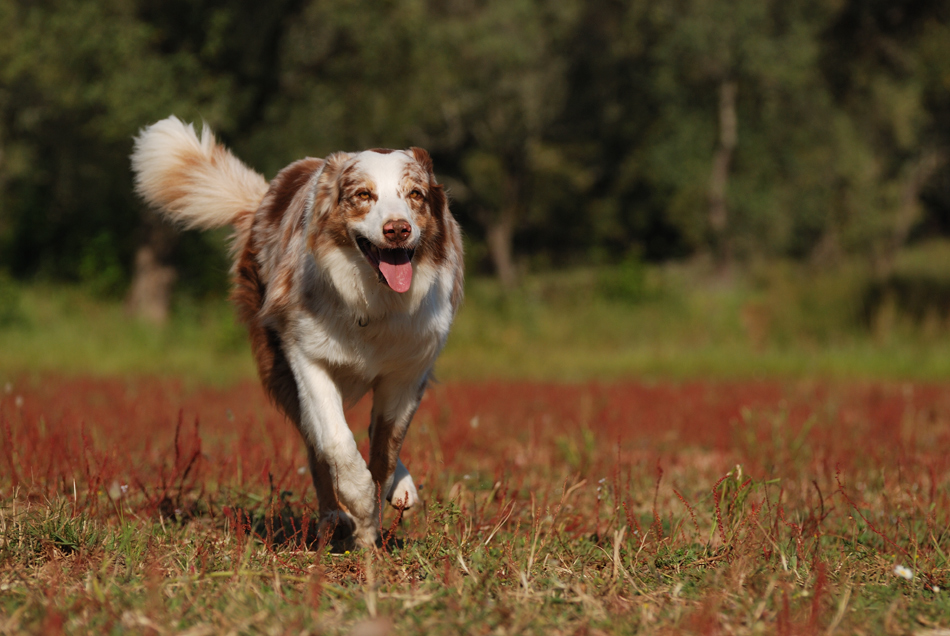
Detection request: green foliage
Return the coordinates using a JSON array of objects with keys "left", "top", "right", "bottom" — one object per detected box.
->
[
  {"left": 0, "top": 272, "right": 24, "bottom": 327},
  {"left": 78, "top": 231, "right": 127, "bottom": 298},
  {"left": 862, "top": 240, "right": 950, "bottom": 335},
  {"left": 171, "top": 228, "right": 233, "bottom": 300},
  {"left": 596, "top": 254, "right": 649, "bottom": 304},
  {"left": 10, "top": 502, "right": 103, "bottom": 559}
]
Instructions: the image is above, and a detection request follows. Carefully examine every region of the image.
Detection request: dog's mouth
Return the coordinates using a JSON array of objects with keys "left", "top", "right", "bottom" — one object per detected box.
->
[{"left": 356, "top": 236, "right": 415, "bottom": 293}]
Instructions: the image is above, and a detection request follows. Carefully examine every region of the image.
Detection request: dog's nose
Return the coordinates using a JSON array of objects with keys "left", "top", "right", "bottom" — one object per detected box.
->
[{"left": 383, "top": 219, "right": 412, "bottom": 244}]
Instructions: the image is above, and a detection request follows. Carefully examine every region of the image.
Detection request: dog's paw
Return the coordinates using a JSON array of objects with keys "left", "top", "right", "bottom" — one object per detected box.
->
[
  {"left": 318, "top": 510, "right": 357, "bottom": 550},
  {"left": 318, "top": 510, "right": 380, "bottom": 550},
  {"left": 386, "top": 461, "right": 419, "bottom": 510},
  {"left": 352, "top": 524, "right": 379, "bottom": 549}
]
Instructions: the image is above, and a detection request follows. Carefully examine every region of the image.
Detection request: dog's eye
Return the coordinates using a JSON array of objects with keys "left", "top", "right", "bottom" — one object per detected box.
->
[
  {"left": 356, "top": 191, "right": 372, "bottom": 201},
  {"left": 408, "top": 190, "right": 424, "bottom": 201}
]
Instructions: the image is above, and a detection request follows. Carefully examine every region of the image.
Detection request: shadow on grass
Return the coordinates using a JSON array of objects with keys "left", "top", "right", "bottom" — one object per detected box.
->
[{"left": 155, "top": 494, "right": 405, "bottom": 554}]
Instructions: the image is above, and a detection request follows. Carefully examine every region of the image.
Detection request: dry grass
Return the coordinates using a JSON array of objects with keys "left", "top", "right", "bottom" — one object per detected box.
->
[{"left": 2, "top": 376, "right": 950, "bottom": 634}]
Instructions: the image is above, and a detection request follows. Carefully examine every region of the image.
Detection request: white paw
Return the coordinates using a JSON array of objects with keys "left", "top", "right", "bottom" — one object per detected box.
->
[
  {"left": 318, "top": 510, "right": 378, "bottom": 549},
  {"left": 352, "top": 523, "right": 379, "bottom": 549},
  {"left": 386, "top": 459, "right": 419, "bottom": 510}
]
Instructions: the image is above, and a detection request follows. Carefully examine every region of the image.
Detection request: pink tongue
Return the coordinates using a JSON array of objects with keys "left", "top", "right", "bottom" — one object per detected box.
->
[{"left": 378, "top": 249, "right": 413, "bottom": 293}]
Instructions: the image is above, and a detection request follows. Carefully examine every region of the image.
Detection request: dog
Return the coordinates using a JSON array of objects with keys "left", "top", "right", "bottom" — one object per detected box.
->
[{"left": 131, "top": 117, "right": 464, "bottom": 548}]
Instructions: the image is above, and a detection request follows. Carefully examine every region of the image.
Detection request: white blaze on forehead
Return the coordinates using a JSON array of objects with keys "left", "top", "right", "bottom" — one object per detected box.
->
[
  {"left": 354, "top": 150, "right": 414, "bottom": 201},
  {"left": 347, "top": 150, "right": 422, "bottom": 294},
  {"left": 349, "top": 150, "right": 421, "bottom": 246}
]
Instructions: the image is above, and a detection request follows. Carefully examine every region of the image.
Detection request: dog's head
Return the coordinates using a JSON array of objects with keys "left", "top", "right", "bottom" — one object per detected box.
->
[{"left": 307, "top": 148, "right": 449, "bottom": 295}]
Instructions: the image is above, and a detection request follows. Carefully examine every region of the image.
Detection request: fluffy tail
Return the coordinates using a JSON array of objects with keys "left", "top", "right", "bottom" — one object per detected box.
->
[{"left": 131, "top": 116, "right": 268, "bottom": 233}]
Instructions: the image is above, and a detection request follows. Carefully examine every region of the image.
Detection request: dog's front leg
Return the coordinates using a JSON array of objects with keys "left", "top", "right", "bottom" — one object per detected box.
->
[
  {"left": 367, "top": 374, "right": 427, "bottom": 520},
  {"left": 286, "top": 345, "right": 378, "bottom": 548}
]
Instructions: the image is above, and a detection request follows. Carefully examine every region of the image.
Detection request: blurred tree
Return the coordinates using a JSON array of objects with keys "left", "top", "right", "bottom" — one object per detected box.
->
[
  {"left": 236, "top": 0, "right": 440, "bottom": 168},
  {"left": 127, "top": 0, "right": 305, "bottom": 321},
  {"left": 248, "top": 0, "right": 588, "bottom": 286},
  {"left": 618, "top": 0, "right": 848, "bottom": 264},
  {"left": 428, "top": 0, "right": 585, "bottom": 286},
  {"left": 0, "top": 0, "right": 307, "bottom": 320},
  {"left": 555, "top": 1, "right": 682, "bottom": 262},
  {"left": 125, "top": 216, "right": 177, "bottom": 323},
  {"left": 241, "top": 0, "right": 590, "bottom": 286},
  {"left": 0, "top": 0, "right": 231, "bottom": 321},
  {"left": 821, "top": 0, "right": 950, "bottom": 274}
]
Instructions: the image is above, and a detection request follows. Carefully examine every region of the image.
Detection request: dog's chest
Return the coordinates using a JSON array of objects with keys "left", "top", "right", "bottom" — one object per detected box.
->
[{"left": 290, "top": 298, "right": 449, "bottom": 382}]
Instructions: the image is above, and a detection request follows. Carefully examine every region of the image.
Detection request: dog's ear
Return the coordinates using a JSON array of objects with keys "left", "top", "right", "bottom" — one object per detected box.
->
[
  {"left": 410, "top": 147, "right": 434, "bottom": 175},
  {"left": 410, "top": 147, "right": 448, "bottom": 219},
  {"left": 307, "top": 152, "right": 353, "bottom": 251},
  {"left": 312, "top": 152, "right": 353, "bottom": 217}
]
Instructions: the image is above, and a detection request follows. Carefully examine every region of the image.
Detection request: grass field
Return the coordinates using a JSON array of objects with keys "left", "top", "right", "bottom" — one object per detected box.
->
[
  {"left": 5, "top": 257, "right": 950, "bottom": 384},
  {"left": 2, "top": 262, "right": 950, "bottom": 634},
  {"left": 2, "top": 375, "right": 949, "bottom": 634}
]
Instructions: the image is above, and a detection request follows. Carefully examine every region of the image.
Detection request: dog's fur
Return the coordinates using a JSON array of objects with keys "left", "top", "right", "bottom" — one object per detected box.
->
[{"left": 131, "top": 117, "right": 464, "bottom": 547}]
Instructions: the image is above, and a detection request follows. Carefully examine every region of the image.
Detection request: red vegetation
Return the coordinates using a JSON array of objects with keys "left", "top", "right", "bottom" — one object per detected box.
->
[
  {"left": 3, "top": 376, "right": 950, "bottom": 510},
  {"left": 5, "top": 374, "right": 949, "bottom": 632}
]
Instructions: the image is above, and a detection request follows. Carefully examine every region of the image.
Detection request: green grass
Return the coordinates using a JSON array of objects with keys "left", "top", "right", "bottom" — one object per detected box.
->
[
  {"left": 0, "top": 283, "right": 255, "bottom": 385},
  {"left": 4, "top": 255, "right": 950, "bottom": 383},
  {"left": 443, "top": 265, "right": 950, "bottom": 381}
]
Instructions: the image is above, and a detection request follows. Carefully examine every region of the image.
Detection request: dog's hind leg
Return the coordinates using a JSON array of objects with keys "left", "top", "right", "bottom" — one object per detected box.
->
[{"left": 367, "top": 374, "right": 427, "bottom": 521}]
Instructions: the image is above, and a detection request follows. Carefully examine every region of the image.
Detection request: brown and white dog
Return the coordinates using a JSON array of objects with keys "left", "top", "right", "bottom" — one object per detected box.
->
[{"left": 131, "top": 117, "right": 464, "bottom": 548}]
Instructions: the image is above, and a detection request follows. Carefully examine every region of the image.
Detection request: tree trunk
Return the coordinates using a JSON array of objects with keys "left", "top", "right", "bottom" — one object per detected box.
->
[
  {"left": 480, "top": 164, "right": 524, "bottom": 289},
  {"left": 708, "top": 79, "right": 737, "bottom": 264},
  {"left": 485, "top": 207, "right": 517, "bottom": 289},
  {"left": 125, "top": 216, "right": 178, "bottom": 325}
]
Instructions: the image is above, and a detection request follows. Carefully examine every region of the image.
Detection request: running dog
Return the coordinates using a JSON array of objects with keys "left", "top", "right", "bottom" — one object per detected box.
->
[{"left": 131, "top": 117, "right": 464, "bottom": 548}]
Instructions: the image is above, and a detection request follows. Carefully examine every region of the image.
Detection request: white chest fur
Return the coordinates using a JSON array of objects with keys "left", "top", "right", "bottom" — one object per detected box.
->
[{"left": 284, "top": 251, "right": 455, "bottom": 401}]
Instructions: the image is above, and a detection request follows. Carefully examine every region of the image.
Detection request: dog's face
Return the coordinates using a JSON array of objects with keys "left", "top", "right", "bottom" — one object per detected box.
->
[{"left": 309, "top": 148, "right": 449, "bottom": 295}]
